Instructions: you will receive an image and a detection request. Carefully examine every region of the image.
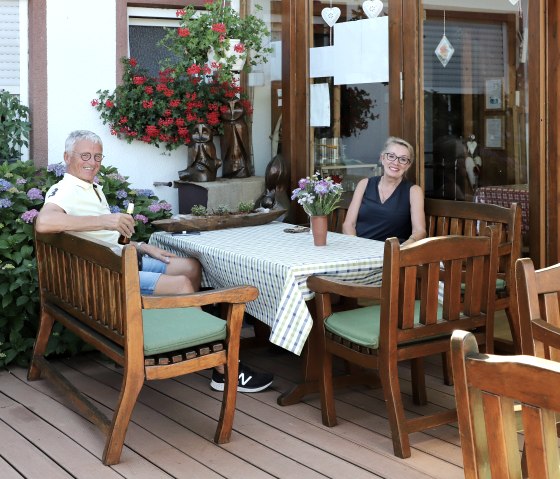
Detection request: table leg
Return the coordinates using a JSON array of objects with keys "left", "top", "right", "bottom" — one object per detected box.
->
[{"left": 277, "top": 301, "right": 379, "bottom": 406}]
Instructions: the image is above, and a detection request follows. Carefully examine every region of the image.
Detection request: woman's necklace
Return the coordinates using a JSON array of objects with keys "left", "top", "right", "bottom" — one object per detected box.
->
[{"left": 378, "top": 176, "right": 401, "bottom": 204}]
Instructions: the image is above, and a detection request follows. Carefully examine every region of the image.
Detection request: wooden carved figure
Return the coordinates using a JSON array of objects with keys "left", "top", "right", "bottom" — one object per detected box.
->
[
  {"left": 178, "top": 123, "right": 222, "bottom": 182},
  {"left": 220, "top": 100, "right": 252, "bottom": 178}
]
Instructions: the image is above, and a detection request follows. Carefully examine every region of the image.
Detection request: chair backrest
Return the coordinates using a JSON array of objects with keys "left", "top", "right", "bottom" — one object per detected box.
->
[
  {"left": 425, "top": 198, "right": 522, "bottom": 351},
  {"left": 515, "top": 258, "right": 560, "bottom": 360},
  {"left": 379, "top": 230, "right": 498, "bottom": 349},
  {"left": 451, "top": 330, "right": 560, "bottom": 479},
  {"left": 425, "top": 198, "right": 521, "bottom": 274},
  {"left": 328, "top": 191, "right": 352, "bottom": 233}
]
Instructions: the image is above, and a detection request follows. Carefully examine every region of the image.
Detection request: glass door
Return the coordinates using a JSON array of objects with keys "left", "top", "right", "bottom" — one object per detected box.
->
[
  {"left": 309, "top": 1, "right": 390, "bottom": 194},
  {"left": 421, "top": 0, "right": 529, "bottom": 248}
]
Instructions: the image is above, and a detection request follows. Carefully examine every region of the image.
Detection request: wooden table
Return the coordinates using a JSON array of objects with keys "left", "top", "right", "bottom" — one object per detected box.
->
[{"left": 150, "top": 222, "right": 385, "bottom": 403}]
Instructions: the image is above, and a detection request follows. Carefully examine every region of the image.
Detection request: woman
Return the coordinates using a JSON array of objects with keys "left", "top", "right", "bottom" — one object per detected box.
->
[{"left": 342, "top": 136, "right": 426, "bottom": 246}]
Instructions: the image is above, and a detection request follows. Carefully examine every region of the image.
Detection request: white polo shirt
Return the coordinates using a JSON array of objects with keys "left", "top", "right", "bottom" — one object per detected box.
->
[{"left": 44, "top": 173, "right": 120, "bottom": 245}]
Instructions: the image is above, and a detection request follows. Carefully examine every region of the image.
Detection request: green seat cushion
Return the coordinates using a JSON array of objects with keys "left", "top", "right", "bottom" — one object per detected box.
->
[
  {"left": 325, "top": 301, "right": 443, "bottom": 350},
  {"left": 142, "top": 308, "right": 227, "bottom": 356}
]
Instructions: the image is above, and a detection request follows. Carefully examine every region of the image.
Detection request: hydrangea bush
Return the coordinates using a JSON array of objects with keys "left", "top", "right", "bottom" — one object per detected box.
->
[{"left": 0, "top": 160, "right": 172, "bottom": 366}]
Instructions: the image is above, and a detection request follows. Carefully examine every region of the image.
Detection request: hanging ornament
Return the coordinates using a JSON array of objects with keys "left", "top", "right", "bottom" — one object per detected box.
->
[
  {"left": 321, "top": 6, "right": 341, "bottom": 27},
  {"left": 435, "top": 10, "right": 454, "bottom": 67},
  {"left": 509, "top": 0, "right": 519, "bottom": 5},
  {"left": 363, "top": 0, "right": 383, "bottom": 19}
]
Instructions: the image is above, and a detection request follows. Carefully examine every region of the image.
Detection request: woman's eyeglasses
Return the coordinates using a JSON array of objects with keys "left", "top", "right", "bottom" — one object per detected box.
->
[
  {"left": 72, "top": 151, "right": 105, "bottom": 162},
  {"left": 384, "top": 152, "right": 411, "bottom": 165}
]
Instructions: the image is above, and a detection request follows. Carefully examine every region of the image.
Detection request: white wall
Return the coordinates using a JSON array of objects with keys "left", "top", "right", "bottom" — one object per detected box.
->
[{"left": 46, "top": 0, "right": 272, "bottom": 212}]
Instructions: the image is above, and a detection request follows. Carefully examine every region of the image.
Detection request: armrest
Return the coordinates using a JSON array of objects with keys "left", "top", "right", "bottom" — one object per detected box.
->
[
  {"left": 141, "top": 285, "right": 259, "bottom": 309},
  {"left": 307, "top": 275, "right": 382, "bottom": 300}
]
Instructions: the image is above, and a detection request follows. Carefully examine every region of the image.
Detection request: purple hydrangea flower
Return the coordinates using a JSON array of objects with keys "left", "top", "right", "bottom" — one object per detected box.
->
[
  {"left": 0, "top": 198, "right": 13, "bottom": 208},
  {"left": 160, "top": 202, "right": 172, "bottom": 211},
  {"left": 133, "top": 189, "right": 154, "bottom": 197},
  {"left": 134, "top": 214, "right": 149, "bottom": 224},
  {"left": 116, "top": 189, "right": 128, "bottom": 199},
  {"left": 47, "top": 163, "right": 66, "bottom": 177},
  {"left": 148, "top": 203, "right": 162, "bottom": 213},
  {"left": 106, "top": 173, "right": 126, "bottom": 181},
  {"left": 16, "top": 178, "right": 27, "bottom": 185},
  {"left": 21, "top": 209, "right": 40, "bottom": 223},
  {"left": 26, "top": 188, "right": 44, "bottom": 200},
  {"left": 109, "top": 205, "right": 121, "bottom": 213},
  {"left": 0, "top": 179, "right": 14, "bottom": 191}
]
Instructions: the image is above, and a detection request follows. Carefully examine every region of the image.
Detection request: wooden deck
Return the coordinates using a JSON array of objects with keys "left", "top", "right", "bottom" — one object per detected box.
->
[{"left": 0, "top": 334, "right": 467, "bottom": 479}]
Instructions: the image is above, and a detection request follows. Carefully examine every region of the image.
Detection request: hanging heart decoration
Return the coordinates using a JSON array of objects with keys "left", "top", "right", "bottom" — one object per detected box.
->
[
  {"left": 363, "top": 0, "right": 383, "bottom": 19},
  {"left": 321, "top": 7, "right": 341, "bottom": 27}
]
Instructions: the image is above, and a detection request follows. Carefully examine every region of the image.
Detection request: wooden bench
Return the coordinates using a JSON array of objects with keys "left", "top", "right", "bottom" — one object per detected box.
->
[{"left": 27, "top": 231, "right": 258, "bottom": 465}]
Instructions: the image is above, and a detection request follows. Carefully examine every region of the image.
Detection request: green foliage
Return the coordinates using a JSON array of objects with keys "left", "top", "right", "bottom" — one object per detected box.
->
[
  {"left": 0, "top": 90, "right": 31, "bottom": 160},
  {"left": 160, "top": 2, "right": 272, "bottom": 80},
  {"left": 237, "top": 201, "right": 254, "bottom": 213},
  {"left": 213, "top": 204, "right": 230, "bottom": 216},
  {"left": 191, "top": 204, "right": 208, "bottom": 216},
  {"left": 0, "top": 160, "right": 172, "bottom": 367}
]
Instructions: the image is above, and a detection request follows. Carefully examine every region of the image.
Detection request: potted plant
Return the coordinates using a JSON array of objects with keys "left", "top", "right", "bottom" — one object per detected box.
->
[
  {"left": 92, "top": 58, "right": 253, "bottom": 151},
  {"left": 160, "top": 1, "right": 272, "bottom": 81},
  {"left": 0, "top": 90, "right": 31, "bottom": 163}
]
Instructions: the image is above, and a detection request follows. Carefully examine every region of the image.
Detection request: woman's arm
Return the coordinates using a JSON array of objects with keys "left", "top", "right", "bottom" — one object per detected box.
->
[
  {"left": 342, "top": 178, "right": 368, "bottom": 236},
  {"left": 402, "top": 185, "right": 427, "bottom": 246}
]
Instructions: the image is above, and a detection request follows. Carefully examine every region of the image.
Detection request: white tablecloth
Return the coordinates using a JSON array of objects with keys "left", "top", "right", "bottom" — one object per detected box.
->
[{"left": 150, "top": 222, "right": 384, "bottom": 355}]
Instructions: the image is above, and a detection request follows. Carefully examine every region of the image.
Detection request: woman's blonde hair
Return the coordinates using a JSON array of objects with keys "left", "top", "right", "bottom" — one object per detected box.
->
[{"left": 381, "top": 136, "right": 415, "bottom": 163}]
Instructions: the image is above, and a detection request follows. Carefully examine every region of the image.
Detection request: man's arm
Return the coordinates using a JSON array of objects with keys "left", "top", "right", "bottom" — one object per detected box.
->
[{"left": 35, "top": 203, "right": 135, "bottom": 237}]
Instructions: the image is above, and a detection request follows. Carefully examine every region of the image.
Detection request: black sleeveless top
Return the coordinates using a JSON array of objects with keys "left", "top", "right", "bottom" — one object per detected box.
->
[{"left": 355, "top": 176, "right": 413, "bottom": 243}]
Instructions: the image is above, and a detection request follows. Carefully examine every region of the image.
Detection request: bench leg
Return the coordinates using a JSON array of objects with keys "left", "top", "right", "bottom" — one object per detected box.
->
[
  {"left": 214, "top": 355, "right": 240, "bottom": 444},
  {"left": 28, "top": 311, "right": 55, "bottom": 381},
  {"left": 102, "top": 369, "right": 144, "bottom": 465}
]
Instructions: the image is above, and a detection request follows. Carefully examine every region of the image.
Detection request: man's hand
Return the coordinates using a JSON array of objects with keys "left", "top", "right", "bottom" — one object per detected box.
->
[
  {"left": 102, "top": 213, "right": 135, "bottom": 238},
  {"left": 139, "top": 243, "right": 177, "bottom": 264}
]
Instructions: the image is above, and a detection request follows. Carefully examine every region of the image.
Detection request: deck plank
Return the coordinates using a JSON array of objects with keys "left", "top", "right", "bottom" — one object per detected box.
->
[
  {"left": 0, "top": 413, "right": 71, "bottom": 479},
  {"left": 2, "top": 341, "right": 470, "bottom": 479}
]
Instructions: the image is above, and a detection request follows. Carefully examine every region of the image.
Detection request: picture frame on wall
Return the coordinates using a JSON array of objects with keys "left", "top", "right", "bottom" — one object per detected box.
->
[
  {"left": 485, "top": 78, "right": 504, "bottom": 110},
  {"left": 485, "top": 116, "right": 505, "bottom": 149}
]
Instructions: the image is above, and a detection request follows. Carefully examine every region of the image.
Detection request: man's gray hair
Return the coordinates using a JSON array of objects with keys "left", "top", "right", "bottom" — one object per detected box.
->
[{"left": 64, "top": 130, "right": 103, "bottom": 153}]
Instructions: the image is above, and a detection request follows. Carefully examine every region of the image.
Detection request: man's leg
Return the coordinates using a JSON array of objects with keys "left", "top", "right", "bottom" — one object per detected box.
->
[
  {"left": 140, "top": 257, "right": 273, "bottom": 392},
  {"left": 141, "top": 256, "right": 201, "bottom": 295}
]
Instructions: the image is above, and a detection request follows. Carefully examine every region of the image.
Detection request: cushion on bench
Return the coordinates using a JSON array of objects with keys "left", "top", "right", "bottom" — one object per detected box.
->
[
  {"left": 142, "top": 308, "right": 227, "bottom": 356},
  {"left": 325, "top": 301, "right": 443, "bottom": 349}
]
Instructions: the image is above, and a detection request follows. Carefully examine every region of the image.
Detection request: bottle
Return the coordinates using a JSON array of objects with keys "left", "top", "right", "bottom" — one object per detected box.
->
[{"left": 118, "top": 202, "right": 134, "bottom": 245}]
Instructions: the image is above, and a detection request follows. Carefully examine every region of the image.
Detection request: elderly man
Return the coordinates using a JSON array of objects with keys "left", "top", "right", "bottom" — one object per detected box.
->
[{"left": 36, "top": 130, "right": 273, "bottom": 393}]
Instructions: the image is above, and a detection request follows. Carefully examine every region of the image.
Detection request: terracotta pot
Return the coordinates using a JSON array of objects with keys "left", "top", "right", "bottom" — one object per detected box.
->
[{"left": 310, "top": 215, "right": 328, "bottom": 246}]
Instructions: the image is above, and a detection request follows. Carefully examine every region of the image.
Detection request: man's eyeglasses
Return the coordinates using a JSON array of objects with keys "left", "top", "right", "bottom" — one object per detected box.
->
[
  {"left": 72, "top": 151, "right": 105, "bottom": 163},
  {"left": 384, "top": 152, "right": 411, "bottom": 165}
]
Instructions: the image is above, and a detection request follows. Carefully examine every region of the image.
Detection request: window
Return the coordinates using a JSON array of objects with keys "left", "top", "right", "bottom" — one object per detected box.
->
[{"left": 127, "top": 7, "right": 180, "bottom": 77}]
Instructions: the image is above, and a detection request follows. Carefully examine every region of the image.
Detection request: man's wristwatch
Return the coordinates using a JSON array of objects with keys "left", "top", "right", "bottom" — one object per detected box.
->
[{"left": 136, "top": 241, "right": 145, "bottom": 253}]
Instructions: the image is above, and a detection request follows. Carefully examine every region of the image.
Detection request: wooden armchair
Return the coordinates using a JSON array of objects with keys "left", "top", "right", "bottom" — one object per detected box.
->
[
  {"left": 307, "top": 231, "right": 498, "bottom": 458},
  {"left": 425, "top": 198, "right": 523, "bottom": 357},
  {"left": 451, "top": 330, "right": 560, "bottom": 478},
  {"left": 28, "top": 231, "right": 258, "bottom": 465},
  {"left": 515, "top": 258, "right": 560, "bottom": 359}
]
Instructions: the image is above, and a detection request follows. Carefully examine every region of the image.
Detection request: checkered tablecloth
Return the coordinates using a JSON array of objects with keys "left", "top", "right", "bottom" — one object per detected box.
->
[
  {"left": 150, "top": 222, "right": 384, "bottom": 355},
  {"left": 474, "top": 184, "right": 529, "bottom": 236}
]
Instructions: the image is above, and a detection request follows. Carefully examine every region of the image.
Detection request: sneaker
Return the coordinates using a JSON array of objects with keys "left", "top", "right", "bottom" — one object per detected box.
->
[{"left": 210, "top": 361, "right": 273, "bottom": 393}]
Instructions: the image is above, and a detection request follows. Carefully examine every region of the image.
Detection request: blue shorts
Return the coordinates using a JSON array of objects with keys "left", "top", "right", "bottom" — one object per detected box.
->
[{"left": 139, "top": 256, "right": 167, "bottom": 295}]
